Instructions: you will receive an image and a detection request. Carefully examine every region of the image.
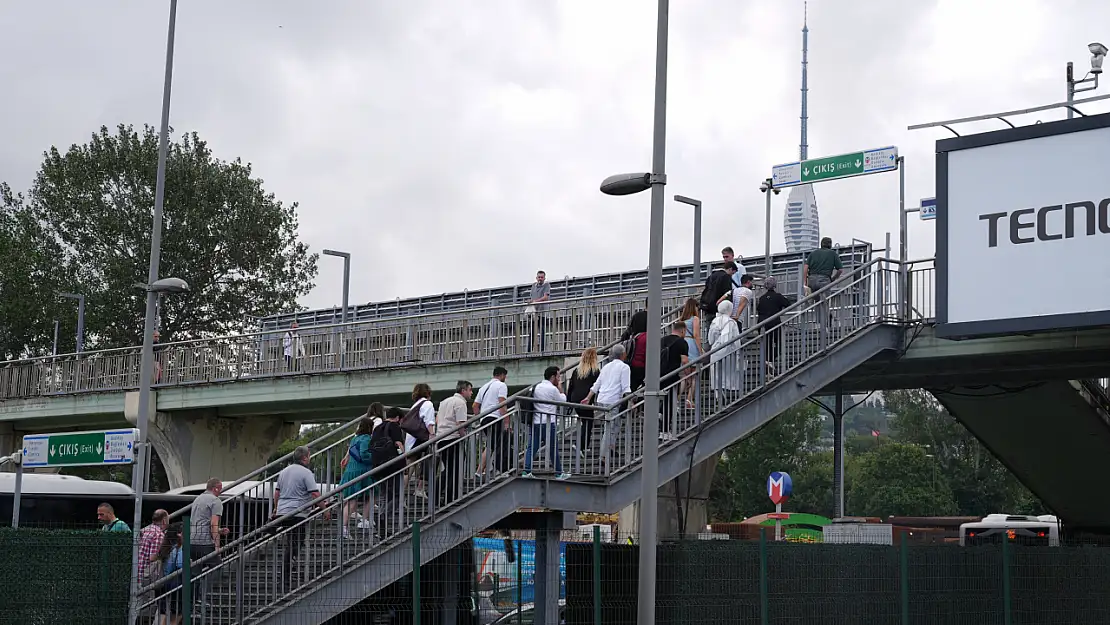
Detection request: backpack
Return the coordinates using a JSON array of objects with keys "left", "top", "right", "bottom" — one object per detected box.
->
[
  {"left": 369, "top": 426, "right": 398, "bottom": 467},
  {"left": 518, "top": 386, "right": 535, "bottom": 425},
  {"left": 399, "top": 399, "right": 431, "bottom": 445},
  {"left": 622, "top": 332, "right": 643, "bottom": 365},
  {"left": 700, "top": 271, "right": 731, "bottom": 313}
]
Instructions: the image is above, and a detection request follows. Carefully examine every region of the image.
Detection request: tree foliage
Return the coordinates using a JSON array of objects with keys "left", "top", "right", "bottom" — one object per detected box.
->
[
  {"left": 848, "top": 441, "right": 958, "bottom": 517},
  {"left": 1, "top": 124, "right": 318, "bottom": 351}
]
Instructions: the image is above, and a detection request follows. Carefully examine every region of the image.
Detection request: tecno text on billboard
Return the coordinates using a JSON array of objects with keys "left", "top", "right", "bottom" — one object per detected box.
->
[{"left": 939, "top": 119, "right": 1110, "bottom": 337}]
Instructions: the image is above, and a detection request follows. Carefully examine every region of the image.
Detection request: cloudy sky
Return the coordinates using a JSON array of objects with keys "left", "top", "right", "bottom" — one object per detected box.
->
[{"left": 2, "top": 0, "right": 1108, "bottom": 311}]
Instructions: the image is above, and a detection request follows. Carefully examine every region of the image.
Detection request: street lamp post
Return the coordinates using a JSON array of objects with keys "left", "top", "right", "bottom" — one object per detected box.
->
[
  {"left": 322, "top": 249, "right": 352, "bottom": 324},
  {"left": 128, "top": 1, "right": 180, "bottom": 624},
  {"left": 673, "top": 195, "right": 702, "bottom": 284},
  {"left": 58, "top": 292, "right": 86, "bottom": 353},
  {"left": 598, "top": 2, "right": 668, "bottom": 622},
  {"left": 1066, "top": 42, "right": 1106, "bottom": 119},
  {"left": 758, "top": 179, "right": 781, "bottom": 280}
]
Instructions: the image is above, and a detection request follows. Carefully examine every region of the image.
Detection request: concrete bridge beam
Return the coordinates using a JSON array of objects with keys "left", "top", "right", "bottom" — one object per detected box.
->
[
  {"left": 617, "top": 453, "right": 721, "bottom": 539},
  {"left": 126, "top": 391, "right": 298, "bottom": 489}
]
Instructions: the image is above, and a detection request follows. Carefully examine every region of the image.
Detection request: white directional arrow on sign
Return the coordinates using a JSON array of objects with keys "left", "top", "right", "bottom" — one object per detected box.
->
[
  {"left": 49, "top": 445, "right": 55, "bottom": 457},
  {"left": 854, "top": 159, "right": 862, "bottom": 167},
  {"left": 96, "top": 442, "right": 103, "bottom": 455}
]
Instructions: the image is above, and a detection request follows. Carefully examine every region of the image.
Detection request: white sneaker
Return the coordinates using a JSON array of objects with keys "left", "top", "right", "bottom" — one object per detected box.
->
[
  {"left": 556, "top": 473, "right": 571, "bottom": 480},
  {"left": 414, "top": 489, "right": 428, "bottom": 499},
  {"left": 342, "top": 527, "right": 351, "bottom": 540},
  {"left": 356, "top": 519, "right": 371, "bottom": 530},
  {"left": 522, "top": 472, "right": 534, "bottom": 479}
]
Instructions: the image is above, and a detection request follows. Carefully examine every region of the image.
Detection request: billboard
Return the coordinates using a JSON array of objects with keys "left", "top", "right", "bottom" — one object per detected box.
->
[{"left": 936, "top": 113, "right": 1110, "bottom": 338}]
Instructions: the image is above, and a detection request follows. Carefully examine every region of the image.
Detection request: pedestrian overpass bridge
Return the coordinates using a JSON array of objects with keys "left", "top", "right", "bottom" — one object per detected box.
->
[
  {"left": 3, "top": 256, "right": 1110, "bottom": 531},
  {"left": 98, "top": 255, "right": 1110, "bottom": 625}
]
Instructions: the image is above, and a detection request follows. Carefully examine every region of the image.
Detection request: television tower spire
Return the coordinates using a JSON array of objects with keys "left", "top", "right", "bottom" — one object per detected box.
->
[{"left": 800, "top": 1, "right": 809, "bottom": 161}]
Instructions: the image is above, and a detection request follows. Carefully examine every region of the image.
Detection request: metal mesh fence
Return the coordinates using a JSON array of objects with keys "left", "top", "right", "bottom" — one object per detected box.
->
[{"left": 0, "top": 527, "right": 130, "bottom": 625}]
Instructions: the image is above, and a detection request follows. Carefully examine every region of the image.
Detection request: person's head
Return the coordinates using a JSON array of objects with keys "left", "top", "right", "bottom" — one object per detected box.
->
[
  {"left": 579, "top": 347, "right": 600, "bottom": 375},
  {"left": 290, "top": 321, "right": 299, "bottom": 330},
  {"left": 671, "top": 320, "right": 687, "bottom": 336},
  {"left": 206, "top": 477, "right": 224, "bottom": 496},
  {"left": 764, "top": 276, "right": 778, "bottom": 291},
  {"left": 721, "top": 261, "right": 738, "bottom": 275},
  {"left": 821, "top": 237, "right": 832, "bottom": 249},
  {"left": 152, "top": 509, "right": 169, "bottom": 528},
  {"left": 681, "top": 298, "right": 699, "bottom": 321},
  {"left": 152, "top": 330, "right": 161, "bottom": 343},
  {"left": 97, "top": 503, "right": 117, "bottom": 524},
  {"left": 535, "top": 270, "right": 546, "bottom": 284},
  {"left": 717, "top": 299, "right": 734, "bottom": 317},
  {"left": 456, "top": 380, "right": 473, "bottom": 400},
  {"left": 412, "top": 383, "right": 432, "bottom": 402},
  {"left": 386, "top": 406, "right": 404, "bottom": 421},
  {"left": 367, "top": 402, "right": 385, "bottom": 419},
  {"left": 739, "top": 274, "right": 754, "bottom": 288},
  {"left": 721, "top": 246, "right": 735, "bottom": 263},
  {"left": 543, "top": 366, "right": 560, "bottom": 385},
  {"left": 159, "top": 523, "right": 183, "bottom": 560},
  {"left": 627, "top": 310, "right": 648, "bottom": 335},
  {"left": 492, "top": 366, "right": 508, "bottom": 382},
  {"left": 356, "top": 416, "right": 374, "bottom": 436},
  {"left": 609, "top": 343, "right": 627, "bottom": 361},
  {"left": 292, "top": 445, "right": 311, "bottom": 466}
]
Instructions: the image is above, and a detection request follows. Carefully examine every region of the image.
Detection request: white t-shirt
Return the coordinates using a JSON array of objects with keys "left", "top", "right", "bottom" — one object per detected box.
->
[
  {"left": 405, "top": 399, "right": 436, "bottom": 452},
  {"left": 731, "top": 261, "right": 749, "bottom": 286},
  {"left": 531, "top": 380, "right": 566, "bottom": 425},
  {"left": 732, "top": 286, "right": 754, "bottom": 327},
  {"left": 475, "top": 378, "right": 509, "bottom": 417}
]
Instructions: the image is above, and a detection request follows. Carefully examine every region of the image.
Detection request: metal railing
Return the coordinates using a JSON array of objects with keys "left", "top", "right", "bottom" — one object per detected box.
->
[
  {"left": 0, "top": 284, "right": 705, "bottom": 401},
  {"left": 139, "top": 258, "right": 933, "bottom": 624}
]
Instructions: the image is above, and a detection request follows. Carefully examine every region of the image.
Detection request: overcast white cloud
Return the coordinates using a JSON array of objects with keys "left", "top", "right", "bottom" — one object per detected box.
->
[{"left": 2, "top": 0, "right": 1108, "bottom": 311}]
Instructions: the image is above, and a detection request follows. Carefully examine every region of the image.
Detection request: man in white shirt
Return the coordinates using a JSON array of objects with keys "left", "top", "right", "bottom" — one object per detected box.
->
[
  {"left": 728, "top": 274, "right": 756, "bottom": 331},
  {"left": 283, "top": 322, "right": 305, "bottom": 371},
  {"left": 435, "top": 380, "right": 472, "bottom": 505},
  {"left": 524, "top": 366, "right": 569, "bottom": 479},
  {"left": 582, "top": 344, "right": 632, "bottom": 471},
  {"left": 473, "top": 367, "right": 510, "bottom": 475}
]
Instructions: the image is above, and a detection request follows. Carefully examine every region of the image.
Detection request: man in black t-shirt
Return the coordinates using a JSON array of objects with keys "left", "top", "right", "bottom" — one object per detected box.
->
[
  {"left": 660, "top": 320, "right": 690, "bottom": 440},
  {"left": 757, "top": 277, "right": 791, "bottom": 372}
]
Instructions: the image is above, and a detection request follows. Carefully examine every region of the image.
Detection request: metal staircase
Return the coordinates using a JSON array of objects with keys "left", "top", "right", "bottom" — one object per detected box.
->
[{"left": 140, "top": 258, "right": 920, "bottom": 624}]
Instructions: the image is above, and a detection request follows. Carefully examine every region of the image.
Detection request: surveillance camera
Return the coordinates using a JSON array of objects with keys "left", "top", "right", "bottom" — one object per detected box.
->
[
  {"left": 1091, "top": 42, "right": 1108, "bottom": 74},
  {"left": 759, "top": 183, "right": 771, "bottom": 193},
  {"left": 773, "top": 188, "right": 782, "bottom": 196}
]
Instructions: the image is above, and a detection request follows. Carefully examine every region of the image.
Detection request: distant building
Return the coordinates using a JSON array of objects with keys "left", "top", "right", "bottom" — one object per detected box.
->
[{"left": 784, "top": 184, "right": 820, "bottom": 253}]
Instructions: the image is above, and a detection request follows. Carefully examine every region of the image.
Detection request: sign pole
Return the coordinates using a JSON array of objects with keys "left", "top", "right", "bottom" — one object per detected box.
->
[
  {"left": 774, "top": 502, "right": 781, "bottom": 542},
  {"left": 11, "top": 451, "right": 23, "bottom": 528},
  {"left": 897, "top": 157, "right": 908, "bottom": 322}
]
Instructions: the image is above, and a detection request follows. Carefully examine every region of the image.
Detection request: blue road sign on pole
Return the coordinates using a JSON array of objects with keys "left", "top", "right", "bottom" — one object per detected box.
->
[{"left": 767, "top": 471, "right": 793, "bottom": 505}]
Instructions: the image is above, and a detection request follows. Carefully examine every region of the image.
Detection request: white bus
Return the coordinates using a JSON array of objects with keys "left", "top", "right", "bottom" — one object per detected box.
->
[{"left": 958, "top": 514, "right": 1060, "bottom": 547}]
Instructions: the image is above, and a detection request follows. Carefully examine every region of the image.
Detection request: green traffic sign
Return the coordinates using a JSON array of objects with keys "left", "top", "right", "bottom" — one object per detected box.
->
[
  {"left": 802, "top": 152, "right": 866, "bottom": 182},
  {"left": 21, "top": 428, "right": 138, "bottom": 468}
]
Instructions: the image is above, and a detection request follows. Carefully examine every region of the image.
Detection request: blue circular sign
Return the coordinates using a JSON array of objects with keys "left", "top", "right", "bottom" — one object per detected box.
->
[{"left": 767, "top": 471, "right": 793, "bottom": 505}]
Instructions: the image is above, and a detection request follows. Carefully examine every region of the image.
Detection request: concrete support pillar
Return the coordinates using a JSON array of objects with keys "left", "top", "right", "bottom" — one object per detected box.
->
[
  {"left": 0, "top": 423, "right": 14, "bottom": 472},
  {"left": 618, "top": 453, "right": 721, "bottom": 539},
  {"left": 144, "top": 410, "right": 298, "bottom": 490},
  {"left": 534, "top": 512, "right": 563, "bottom": 625},
  {"left": 832, "top": 391, "right": 845, "bottom": 519}
]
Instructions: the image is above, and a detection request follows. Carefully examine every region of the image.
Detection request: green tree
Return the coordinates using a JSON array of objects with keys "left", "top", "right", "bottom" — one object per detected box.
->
[
  {"left": 708, "top": 403, "right": 825, "bottom": 522},
  {"left": 0, "top": 194, "right": 76, "bottom": 359},
  {"left": 848, "top": 441, "right": 959, "bottom": 517},
  {"left": 885, "top": 389, "right": 1041, "bottom": 516},
  {"left": 2, "top": 124, "right": 318, "bottom": 349}
]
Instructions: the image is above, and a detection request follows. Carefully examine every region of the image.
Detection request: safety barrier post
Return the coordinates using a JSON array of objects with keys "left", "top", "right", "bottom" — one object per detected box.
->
[
  {"left": 413, "top": 521, "right": 421, "bottom": 625},
  {"left": 1002, "top": 538, "right": 1012, "bottom": 625},
  {"left": 759, "top": 528, "right": 769, "bottom": 625},
  {"left": 593, "top": 525, "right": 602, "bottom": 625},
  {"left": 900, "top": 539, "right": 909, "bottom": 625},
  {"left": 182, "top": 515, "right": 192, "bottom": 625},
  {"left": 517, "top": 540, "right": 524, "bottom": 625}
]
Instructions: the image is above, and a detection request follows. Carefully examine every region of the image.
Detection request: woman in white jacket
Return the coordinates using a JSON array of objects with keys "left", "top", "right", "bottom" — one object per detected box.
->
[{"left": 707, "top": 300, "right": 743, "bottom": 406}]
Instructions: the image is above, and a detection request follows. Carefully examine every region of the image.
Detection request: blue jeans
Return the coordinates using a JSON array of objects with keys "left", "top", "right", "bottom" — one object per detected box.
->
[{"left": 525, "top": 423, "right": 561, "bottom": 473}]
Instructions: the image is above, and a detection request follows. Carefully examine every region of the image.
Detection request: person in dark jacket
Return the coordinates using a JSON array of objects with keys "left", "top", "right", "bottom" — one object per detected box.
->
[
  {"left": 567, "top": 347, "right": 603, "bottom": 453},
  {"left": 756, "top": 276, "right": 791, "bottom": 371},
  {"left": 700, "top": 261, "right": 738, "bottom": 325}
]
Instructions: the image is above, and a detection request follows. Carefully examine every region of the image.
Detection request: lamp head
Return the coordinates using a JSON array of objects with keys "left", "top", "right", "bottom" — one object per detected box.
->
[
  {"left": 600, "top": 173, "right": 651, "bottom": 196},
  {"left": 149, "top": 277, "right": 190, "bottom": 294},
  {"left": 1090, "top": 42, "right": 1107, "bottom": 74}
]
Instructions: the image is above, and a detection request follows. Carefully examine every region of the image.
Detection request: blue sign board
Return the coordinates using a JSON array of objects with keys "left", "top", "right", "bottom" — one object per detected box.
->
[
  {"left": 473, "top": 537, "right": 567, "bottom": 608},
  {"left": 767, "top": 471, "right": 793, "bottom": 505},
  {"left": 920, "top": 197, "right": 936, "bottom": 221}
]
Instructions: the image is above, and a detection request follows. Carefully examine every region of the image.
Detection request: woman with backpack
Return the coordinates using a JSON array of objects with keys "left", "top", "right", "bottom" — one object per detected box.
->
[
  {"left": 340, "top": 415, "right": 376, "bottom": 538},
  {"left": 621, "top": 311, "right": 649, "bottom": 392},
  {"left": 371, "top": 407, "right": 407, "bottom": 535}
]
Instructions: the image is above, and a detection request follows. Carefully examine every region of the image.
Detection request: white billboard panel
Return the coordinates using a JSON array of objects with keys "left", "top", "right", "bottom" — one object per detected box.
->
[{"left": 937, "top": 115, "right": 1110, "bottom": 338}]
